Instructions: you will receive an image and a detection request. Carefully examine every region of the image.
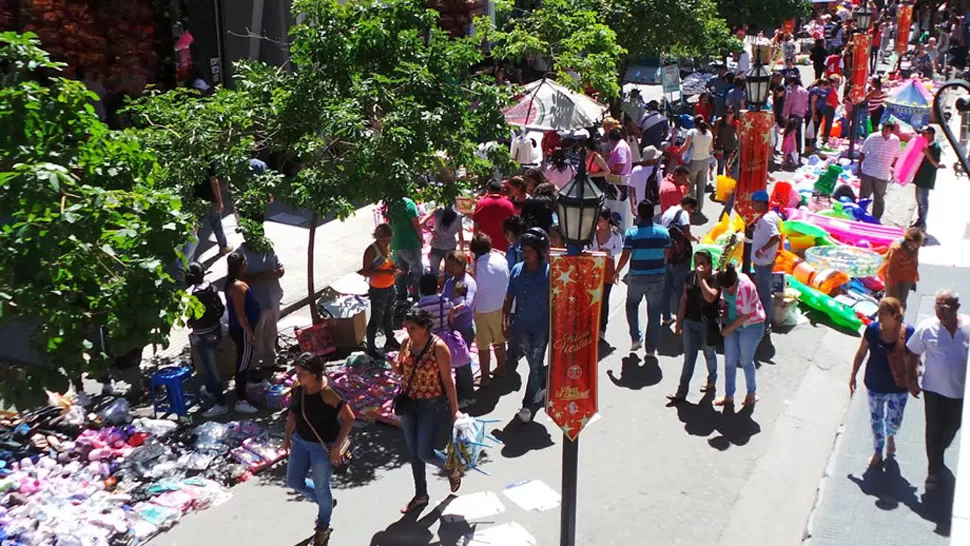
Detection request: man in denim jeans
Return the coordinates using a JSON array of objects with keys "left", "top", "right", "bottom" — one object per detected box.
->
[
  {"left": 614, "top": 200, "right": 670, "bottom": 356},
  {"left": 504, "top": 228, "right": 550, "bottom": 423},
  {"left": 749, "top": 190, "right": 781, "bottom": 336}
]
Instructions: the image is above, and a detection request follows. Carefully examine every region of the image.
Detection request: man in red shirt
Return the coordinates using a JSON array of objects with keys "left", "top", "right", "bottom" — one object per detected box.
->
[
  {"left": 824, "top": 51, "right": 843, "bottom": 78},
  {"left": 473, "top": 180, "right": 516, "bottom": 248},
  {"left": 658, "top": 166, "right": 691, "bottom": 215}
]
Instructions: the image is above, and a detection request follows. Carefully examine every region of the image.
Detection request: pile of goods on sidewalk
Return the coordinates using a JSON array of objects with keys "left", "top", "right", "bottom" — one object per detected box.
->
[{"left": 0, "top": 393, "right": 285, "bottom": 545}]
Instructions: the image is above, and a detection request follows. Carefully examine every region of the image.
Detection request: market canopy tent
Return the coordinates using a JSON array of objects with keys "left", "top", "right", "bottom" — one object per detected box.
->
[
  {"left": 880, "top": 78, "right": 933, "bottom": 130},
  {"left": 503, "top": 79, "right": 607, "bottom": 132}
]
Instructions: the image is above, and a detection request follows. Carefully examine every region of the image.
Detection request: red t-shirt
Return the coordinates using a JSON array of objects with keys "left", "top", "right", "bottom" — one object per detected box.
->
[
  {"left": 658, "top": 175, "right": 687, "bottom": 214},
  {"left": 825, "top": 55, "right": 842, "bottom": 77},
  {"left": 472, "top": 193, "right": 516, "bottom": 248}
]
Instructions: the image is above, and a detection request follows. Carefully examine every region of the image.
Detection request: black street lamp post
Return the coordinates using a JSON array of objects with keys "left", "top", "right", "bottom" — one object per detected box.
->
[
  {"left": 741, "top": 48, "right": 772, "bottom": 274},
  {"left": 553, "top": 149, "right": 604, "bottom": 546}
]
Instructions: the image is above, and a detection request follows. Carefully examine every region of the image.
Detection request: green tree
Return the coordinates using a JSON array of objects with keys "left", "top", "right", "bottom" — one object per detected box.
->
[
  {"left": 127, "top": 0, "right": 513, "bottom": 321},
  {"left": 715, "top": 0, "right": 811, "bottom": 36},
  {"left": 602, "top": 0, "right": 740, "bottom": 61},
  {"left": 0, "top": 32, "right": 194, "bottom": 406},
  {"left": 480, "top": 0, "right": 627, "bottom": 98}
]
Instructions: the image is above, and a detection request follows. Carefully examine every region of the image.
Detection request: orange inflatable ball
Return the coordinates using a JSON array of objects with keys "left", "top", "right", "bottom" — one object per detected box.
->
[{"left": 831, "top": 120, "right": 843, "bottom": 138}]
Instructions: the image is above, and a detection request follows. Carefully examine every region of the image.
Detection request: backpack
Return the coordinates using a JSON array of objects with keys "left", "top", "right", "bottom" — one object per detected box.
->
[
  {"left": 188, "top": 283, "right": 225, "bottom": 331},
  {"left": 668, "top": 209, "right": 693, "bottom": 265}
]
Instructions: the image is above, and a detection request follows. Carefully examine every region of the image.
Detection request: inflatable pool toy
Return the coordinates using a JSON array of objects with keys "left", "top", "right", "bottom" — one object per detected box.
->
[
  {"left": 773, "top": 248, "right": 848, "bottom": 295},
  {"left": 781, "top": 219, "right": 841, "bottom": 247},
  {"left": 691, "top": 244, "right": 724, "bottom": 268},
  {"left": 804, "top": 246, "right": 883, "bottom": 278},
  {"left": 786, "top": 275, "right": 863, "bottom": 331},
  {"left": 786, "top": 209, "right": 904, "bottom": 249},
  {"left": 893, "top": 135, "right": 927, "bottom": 186},
  {"left": 715, "top": 175, "right": 737, "bottom": 202},
  {"left": 786, "top": 234, "right": 818, "bottom": 253},
  {"left": 702, "top": 212, "right": 745, "bottom": 245}
]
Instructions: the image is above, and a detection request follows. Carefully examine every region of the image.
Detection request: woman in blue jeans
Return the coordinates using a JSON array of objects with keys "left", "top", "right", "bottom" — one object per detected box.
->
[
  {"left": 394, "top": 309, "right": 463, "bottom": 513},
  {"left": 185, "top": 262, "right": 229, "bottom": 417},
  {"left": 667, "top": 250, "right": 720, "bottom": 403},
  {"left": 714, "top": 264, "right": 766, "bottom": 408},
  {"left": 284, "top": 353, "right": 355, "bottom": 546}
]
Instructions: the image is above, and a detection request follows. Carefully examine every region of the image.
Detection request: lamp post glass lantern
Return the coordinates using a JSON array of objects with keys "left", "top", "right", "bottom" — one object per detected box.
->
[
  {"left": 744, "top": 63, "right": 772, "bottom": 110},
  {"left": 855, "top": 5, "right": 873, "bottom": 31},
  {"left": 557, "top": 154, "right": 605, "bottom": 249}
]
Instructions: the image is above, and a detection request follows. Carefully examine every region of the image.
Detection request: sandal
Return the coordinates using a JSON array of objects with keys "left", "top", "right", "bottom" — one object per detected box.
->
[
  {"left": 401, "top": 495, "right": 429, "bottom": 514},
  {"left": 448, "top": 470, "right": 463, "bottom": 493},
  {"left": 665, "top": 394, "right": 687, "bottom": 405},
  {"left": 700, "top": 382, "right": 716, "bottom": 393},
  {"left": 713, "top": 397, "right": 734, "bottom": 407},
  {"left": 742, "top": 394, "right": 759, "bottom": 406},
  {"left": 313, "top": 527, "right": 332, "bottom": 546}
]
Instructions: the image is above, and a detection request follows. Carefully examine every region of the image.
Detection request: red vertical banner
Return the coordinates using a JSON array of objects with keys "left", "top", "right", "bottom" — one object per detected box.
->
[
  {"left": 896, "top": 4, "right": 913, "bottom": 55},
  {"left": 849, "top": 33, "right": 872, "bottom": 103},
  {"left": 546, "top": 253, "right": 606, "bottom": 440},
  {"left": 782, "top": 19, "right": 795, "bottom": 36},
  {"left": 734, "top": 110, "right": 773, "bottom": 224}
]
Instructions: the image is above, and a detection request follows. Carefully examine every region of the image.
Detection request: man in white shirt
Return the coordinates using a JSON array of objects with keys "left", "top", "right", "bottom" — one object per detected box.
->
[
  {"left": 510, "top": 130, "right": 542, "bottom": 166},
  {"left": 470, "top": 233, "right": 511, "bottom": 382},
  {"left": 907, "top": 289, "right": 970, "bottom": 491},
  {"left": 629, "top": 146, "right": 662, "bottom": 209},
  {"left": 750, "top": 190, "right": 781, "bottom": 333},
  {"left": 858, "top": 119, "right": 901, "bottom": 221}
]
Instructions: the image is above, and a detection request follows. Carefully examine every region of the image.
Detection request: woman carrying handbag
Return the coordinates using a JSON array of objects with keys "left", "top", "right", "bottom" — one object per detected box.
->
[
  {"left": 393, "top": 308, "right": 463, "bottom": 514},
  {"left": 284, "top": 353, "right": 356, "bottom": 546}
]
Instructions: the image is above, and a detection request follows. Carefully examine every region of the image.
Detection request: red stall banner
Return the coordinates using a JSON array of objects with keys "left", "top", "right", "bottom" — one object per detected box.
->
[
  {"left": 896, "top": 4, "right": 913, "bottom": 55},
  {"left": 734, "top": 110, "right": 774, "bottom": 224},
  {"left": 849, "top": 33, "right": 872, "bottom": 103},
  {"left": 782, "top": 19, "right": 795, "bottom": 36},
  {"left": 546, "top": 252, "right": 606, "bottom": 440}
]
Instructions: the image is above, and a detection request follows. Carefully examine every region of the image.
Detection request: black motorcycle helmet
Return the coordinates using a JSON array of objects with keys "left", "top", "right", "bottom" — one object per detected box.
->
[{"left": 520, "top": 227, "right": 550, "bottom": 257}]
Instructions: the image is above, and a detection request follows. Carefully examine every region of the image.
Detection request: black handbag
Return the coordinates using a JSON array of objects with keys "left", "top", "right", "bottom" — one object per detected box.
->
[{"left": 392, "top": 336, "right": 436, "bottom": 416}]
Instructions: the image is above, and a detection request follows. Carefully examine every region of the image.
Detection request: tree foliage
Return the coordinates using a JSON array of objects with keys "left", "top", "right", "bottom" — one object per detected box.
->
[
  {"left": 0, "top": 32, "right": 194, "bottom": 406},
  {"left": 715, "top": 0, "right": 811, "bottom": 36},
  {"left": 599, "top": 0, "right": 740, "bottom": 61},
  {"left": 481, "top": 0, "right": 626, "bottom": 98}
]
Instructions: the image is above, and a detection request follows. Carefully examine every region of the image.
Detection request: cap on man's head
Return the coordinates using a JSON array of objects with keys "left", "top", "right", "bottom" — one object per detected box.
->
[
  {"left": 641, "top": 145, "right": 661, "bottom": 161},
  {"left": 752, "top": 190, "right": 770, "bottom": 202},
  {"left": 646, "top": 100, "right": 660, "bottom": 110}
]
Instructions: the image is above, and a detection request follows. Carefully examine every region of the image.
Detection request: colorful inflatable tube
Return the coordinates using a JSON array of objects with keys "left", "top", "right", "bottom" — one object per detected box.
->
[
  {"left": 786, "top": 275, "right": 863, "bottom": 331},
  {"left": 786, "top": 209, "right": 904, "bottom": 249},
  {"left": 894, "top": 135, "right": 927, "bottom": 187}
]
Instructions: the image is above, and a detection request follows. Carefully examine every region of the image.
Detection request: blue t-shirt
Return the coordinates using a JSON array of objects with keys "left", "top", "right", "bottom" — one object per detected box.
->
[
  {"left": 506, "top": 262, "right": 550, "bottom": 333},
  {"left": 864, "top": 322, "right": 915, "bottom": 394},
  {"left": 623, "top": 223, "right": 670, "bottom": 276},
  {"left": 228, "top": 285, "right": 262, "bottom": 332},
  {"left": 506, "top": 242, "right": 522, "bottom": 271}
]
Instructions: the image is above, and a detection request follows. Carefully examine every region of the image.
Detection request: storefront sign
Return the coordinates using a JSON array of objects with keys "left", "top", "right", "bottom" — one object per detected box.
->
[
  {"left": 896, "top": 4, "right": 913, "bottom": 55},
  {"left": 734, "top": 110, "right": 773, "bottom": 224},
  {"left": 546, "top": 253, "right": 606, "bottom": 440},
  {"left": 849, "top": 33, "right": 871, "bottom": 103},
  {"left": 661, "top": 64, "right": 681, "bottom": 94}
]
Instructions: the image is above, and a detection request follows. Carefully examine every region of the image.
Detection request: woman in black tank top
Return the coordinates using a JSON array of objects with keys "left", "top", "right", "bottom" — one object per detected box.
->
[{"left": 284, "top": 353, "right": 355, "bottom": 546}]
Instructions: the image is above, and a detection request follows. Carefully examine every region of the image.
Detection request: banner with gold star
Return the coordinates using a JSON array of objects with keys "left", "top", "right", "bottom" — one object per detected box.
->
[
  {"left": 734, "top": 110, "right": 773, "bottom": 225},
  {"left": 849, "top": 33, "right": 872, "bottom": 104},
  {"left": 896, "top": 4, "right": 912, "bottom": 56},
  {"left": 546, "top": 252, "right": 606, "bottom": 441}
]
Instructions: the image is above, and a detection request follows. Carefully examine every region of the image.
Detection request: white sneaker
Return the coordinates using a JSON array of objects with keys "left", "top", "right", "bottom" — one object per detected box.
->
[
  {"left": 203, "top": 404, "right": 229, "bottom": 418},
  {"left": 533, "top": 388, "right": 547, "bottom": 405},
  {"left": 645, "top": 348, "right": 657, "bottom": 357},
  {"left": 517, "top": 407, "right": 533, "bottom": 423},
  {"left": 235, "top": 400, "right": 259, "bottom": 414},
  {"left": 631, "top": 340, "right": 643, "bottom": 352}
]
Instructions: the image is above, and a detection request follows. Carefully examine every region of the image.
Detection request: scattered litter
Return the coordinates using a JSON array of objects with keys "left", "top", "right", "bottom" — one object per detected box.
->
[
  {"left": 502, "top": 480, "right": 561, "bottom": 512},
  {"left": 462, "top": 522, "right": 537, "bottom": 545},
  {"left": 440, "top": 491, "right": 506, "bottom": 522}
]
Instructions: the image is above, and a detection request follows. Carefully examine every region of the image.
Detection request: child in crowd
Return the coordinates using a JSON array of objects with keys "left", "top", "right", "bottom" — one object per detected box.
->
[{"left": 782, "top": 118, "right": 799, "bottom": 170}]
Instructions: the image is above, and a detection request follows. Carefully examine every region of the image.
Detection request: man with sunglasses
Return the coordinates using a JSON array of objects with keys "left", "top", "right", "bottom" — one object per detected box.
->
[{"left": 907, "top": 290, "right": 970, "bottom": 491}]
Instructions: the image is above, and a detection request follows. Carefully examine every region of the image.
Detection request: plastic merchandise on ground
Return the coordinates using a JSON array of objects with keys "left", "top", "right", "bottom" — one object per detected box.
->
[
  {"left": 702, "top": 212, "right": 745, "bottom": 246},
  {"left": 786, "top": 275, "right": 863, "bottom": 331},
  {"left": 804, "top": 245, "right": 883, "bottom": 278},
  {"left": 132, "top": 418, "right": 178, "bottom": 438},
  {"left": 715, "top": 175, "right": 736, "bottom": 202},
  {"left": 99, "top": 398, "right": 132, "bottom": 425},
  {"left": 772, "top": 249, "right": 848, "bottom": 295},
  {"left": 317, "top": 294, "right": 368, "bottom": 319},
  {"left": 786, "top": 208, "right": 902, "bottom": 249},
  {"left": 772, "top": 289, "right": 801, "bottom": 329}
]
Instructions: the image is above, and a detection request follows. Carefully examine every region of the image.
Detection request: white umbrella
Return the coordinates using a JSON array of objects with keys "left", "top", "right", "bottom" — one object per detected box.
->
[{"left": 503, "top": 79, "right": 607, "bottom": 132}]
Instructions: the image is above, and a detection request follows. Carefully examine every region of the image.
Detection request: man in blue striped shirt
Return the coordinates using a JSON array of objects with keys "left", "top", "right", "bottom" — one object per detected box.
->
[{"left": 614, "top": 200, "right": 671, "bottom": 356}]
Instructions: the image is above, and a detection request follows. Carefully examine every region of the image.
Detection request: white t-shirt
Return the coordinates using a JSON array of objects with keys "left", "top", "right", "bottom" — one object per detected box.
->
[
  {"left": 751, "top": 211, "right": 781, "bottom": 267},
  {"left": 473, "top": 251, "right": 510, "bottom": 314},
  {"left": 661, "top": 206, "right": 691, "bottom": 229},
  {"left": 907, "top": 315, "right": 970, "bottom": 399},
  {"left": 586, "top": 230, "right": 624, "bottom": 257},
  {"left": 511, "top": 134, "right": 542, "bottom": 166},
  {"left": 860, "top": 133, "right": 901, "bottom": 180},
  {"left": 688, "top": 128, "right": 714, "bottom": 161},
  {"left": 629, "top": 164, "right": 656, "bottom": 205}
]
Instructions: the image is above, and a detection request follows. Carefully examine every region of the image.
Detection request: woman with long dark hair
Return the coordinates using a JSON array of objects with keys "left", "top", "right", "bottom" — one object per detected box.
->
[
  {"left": 186, "top": 262, "right": 229, "bottom": 417},
  {"left": 422, "top": 204, "right": 465, "bottom": 278},
  {"left": 714, "top": 264, "right": 766, "bottom": 408},
  {"left": 225, "top": 252, "right": 261, "bottom": 414},
  {"left": 679, "top": 115, "right": 714, "bottom": 210},
  {"left": 362, "top": 224, "right": 400, "bottom": 357},
  {"left": 586, "top": 207, "right": 623, "bottom": 338},
  {"left": 394, "top": 308, "right": 462, "bottom": 513},
  {"left": 284, "top": 353, "right": 355, "bottom": 545},
  {"left": 543, "top": 148, "right": 576, "bottom": 190},
  {"left": 507, "top": 176, "right": 528, "bottom": 214},
  {"left": 523, "top": 168, "right": 547, "bottom": 195}
]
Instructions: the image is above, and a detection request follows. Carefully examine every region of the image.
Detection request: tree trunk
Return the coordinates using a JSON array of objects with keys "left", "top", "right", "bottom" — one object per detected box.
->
[{"left": 307, "top": 212, "right": 321, "bottom": 324}]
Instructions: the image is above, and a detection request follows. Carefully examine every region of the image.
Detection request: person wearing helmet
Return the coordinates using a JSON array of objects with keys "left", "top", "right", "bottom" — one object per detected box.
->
[
  {"left": 503, "top": 227, "right": 551, "bottom": 423},
  {"left": 750, "top": 189, "right": 781, "bottom": 336}
]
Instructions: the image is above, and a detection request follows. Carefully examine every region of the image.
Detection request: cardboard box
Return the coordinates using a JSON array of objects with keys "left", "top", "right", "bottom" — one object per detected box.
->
[{"left": 324, "top": 310, "right": 367, "bottom": 348}]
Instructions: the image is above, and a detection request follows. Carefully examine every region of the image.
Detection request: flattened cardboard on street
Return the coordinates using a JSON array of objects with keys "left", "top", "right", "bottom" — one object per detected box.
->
[
  {"left": 502, "top": 480, "right": 561, "bottom": 512},
  {"left": 463, "top": 522, "right": 537, "bottom": 546},
  {"left": 440, "top": 491, "right": 506, "bottom": 522}
]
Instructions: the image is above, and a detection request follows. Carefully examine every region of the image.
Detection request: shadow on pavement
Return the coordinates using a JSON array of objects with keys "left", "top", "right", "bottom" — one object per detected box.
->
[
  {"left": 672, "top": 390, "right": 719, "bottom": 437},
  {"left": 606, "top": 354, "right": 662, "bottom": 390},
  {"left": 847, "top": 460, "right": 955, "bottom": 537},
  {"left": 656, "top": 328, "right": 684, "bottom": 358},
  {"left": 468, "top": 372, "right": 522, "bottom": 418},
  {"left": 368, "top": 495, "right": 460, "bottom": 545},
  {"left": 755, "top": 335, "right": 776, "bottom": 366},
  {"left": 707, "top": 404, "right": 761, "bottom": 450},
  {"left": 490, "top": 419, "right": 554, "bottom": 458}
]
